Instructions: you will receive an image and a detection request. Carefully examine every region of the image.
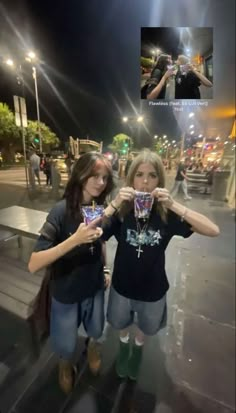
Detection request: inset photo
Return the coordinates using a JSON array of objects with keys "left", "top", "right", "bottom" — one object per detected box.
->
[{"left": 141, "top": 27, "right": 213, "bottom": 100}]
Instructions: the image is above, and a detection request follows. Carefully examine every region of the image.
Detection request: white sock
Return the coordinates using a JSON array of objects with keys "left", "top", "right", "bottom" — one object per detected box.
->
[
  {"left": 135, "top": 337, "right": 144, "bottom": 346},
  {"left": 120, "top": 334, "right": 129, "bottom": 344}
]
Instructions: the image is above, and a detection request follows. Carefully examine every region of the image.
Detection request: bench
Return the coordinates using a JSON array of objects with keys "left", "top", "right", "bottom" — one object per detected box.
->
[
  {"left": 0, "top": 230, "right": 22, "bottom": 248},
  {"left": 0, "top": 256, "right": 43, "bottom": 320},
  {"left": 186, "top": 172, "right": 211, "bottom": 194}
]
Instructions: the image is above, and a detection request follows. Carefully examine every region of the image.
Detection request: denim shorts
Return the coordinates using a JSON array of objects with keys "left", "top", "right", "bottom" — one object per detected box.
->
[
  {"left": 50, "top": 289, "right": 104, "bottom": 359},
  {"left": 107, "top": 286, "right": 167, "bottom": 336}
]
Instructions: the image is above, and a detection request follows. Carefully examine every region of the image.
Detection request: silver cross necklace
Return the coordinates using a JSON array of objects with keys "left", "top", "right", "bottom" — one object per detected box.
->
[
  {"left": 135, "top": 218, "right": 150, "bottom": 259},
  {"left": 89, "top": 244, "right": 95, "bottom": 255}
]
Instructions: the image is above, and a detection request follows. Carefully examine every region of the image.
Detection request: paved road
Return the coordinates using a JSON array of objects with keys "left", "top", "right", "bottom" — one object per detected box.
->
[{"left": 0, "top": 167, "right": 68, "bottom": 187}]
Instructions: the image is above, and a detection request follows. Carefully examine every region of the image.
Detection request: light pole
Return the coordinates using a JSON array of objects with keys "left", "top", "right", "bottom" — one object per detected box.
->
[
  {"left": 4, "top": 51, "right": 43, "bottom": 153},
  {"left": 180, "top": 112, "right": 195, "bottom": 158},
  {"left": 32, "top": 66, "right": 42, "bottom": 152},
  {"left": 3, "top": 59, "right": 29, "bottom": 187},
  {"left": 122, "top": 115, "right": 144, "bottom": 152},
  {"left": 26, "top": 52, "right": 42, "bottom": 153}
]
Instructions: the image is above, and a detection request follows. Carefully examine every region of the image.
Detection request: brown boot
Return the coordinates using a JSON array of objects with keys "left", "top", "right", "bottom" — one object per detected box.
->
[
  {"left": 58, "top": 359, "right": 76, "bottom": 394},
  {"left": 87, "top": 339, "right": 101, "bottom": 375}
]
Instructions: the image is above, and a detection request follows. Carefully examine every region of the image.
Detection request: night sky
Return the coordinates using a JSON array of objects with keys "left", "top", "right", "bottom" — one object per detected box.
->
[
  {"left": 0, "top": 0, "right": 235, "bottom": 149},
  {"left": 141, "top": 28, "right": 183, "bottom": 59}
]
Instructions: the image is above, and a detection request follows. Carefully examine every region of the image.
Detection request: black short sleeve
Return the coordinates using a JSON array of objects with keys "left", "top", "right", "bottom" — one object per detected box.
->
[
  {"left": 168, "top": 210, "right": 193, "bottom": 238},
  {"left": 146, "top": 69, "right": 162, "bottom": 96},
  {"left": 33, "top": 201, "right": 65, "bottom": 252}
]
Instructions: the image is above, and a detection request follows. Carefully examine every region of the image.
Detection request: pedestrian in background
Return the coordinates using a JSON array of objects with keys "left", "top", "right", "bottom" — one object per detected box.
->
[
  {"left": 28, "top": 152, "right": 114, "bottom": 394},
  {"left": 65, "top": 154, "right": 73, "bottom": 178},
  {"left": 29, "top": 149, "right": 41, "bottom": 186},
  {"left": 112, "top": 152, "right": 119, "bottom": 179},
  {"left": 102, "top": 149, "right": 219, "bottom": 381},
  {"left": 125, "top": 153, "right": 134, "bottom": 177},
  {"left": 43, "top": 154, "right": 52, "bottom": 186},
  {"left": 170, "top": 158, "right": 192, "bottom": 200}
]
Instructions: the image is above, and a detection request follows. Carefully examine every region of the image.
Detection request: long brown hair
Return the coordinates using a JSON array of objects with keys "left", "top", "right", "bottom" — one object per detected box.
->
[
  {"left": 120, "top": 149, "right": 167, "bottom": 222},
  {"left": 151, "top": 54, "right": 171, "bottom": 76},
  {"left": 64, "top": 152, "right": 114, "bottom": 219}
]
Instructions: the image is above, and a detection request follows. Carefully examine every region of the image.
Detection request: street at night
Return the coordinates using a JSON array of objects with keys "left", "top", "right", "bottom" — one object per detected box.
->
[{"left": 0, "top": 0, "right": 235, "bottom": 412}]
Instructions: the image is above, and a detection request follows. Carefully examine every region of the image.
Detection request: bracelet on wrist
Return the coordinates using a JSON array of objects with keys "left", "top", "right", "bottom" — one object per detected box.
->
[
  {"left": 110, "top": 202, "right": 118, "bottom": 212},
  {"left": 180, "top": 207, "right": 188, "bottom": 222}
]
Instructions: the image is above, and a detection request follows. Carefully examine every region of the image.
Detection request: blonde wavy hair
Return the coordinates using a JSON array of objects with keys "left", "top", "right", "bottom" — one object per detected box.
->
[
  {"left": 119, "top": 149, "right": 168, "bottom": 222},
  {"left": 177, "top": 55, "right": 190, "bottom": 65}
]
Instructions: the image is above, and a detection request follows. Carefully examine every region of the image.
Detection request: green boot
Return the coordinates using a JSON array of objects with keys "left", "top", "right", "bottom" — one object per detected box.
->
[
  {"left": 127, "top": 343, "right": 143, "bottom": 381},
  {"left": 115, "top": 341, "right": 130, "bottom": 378}
]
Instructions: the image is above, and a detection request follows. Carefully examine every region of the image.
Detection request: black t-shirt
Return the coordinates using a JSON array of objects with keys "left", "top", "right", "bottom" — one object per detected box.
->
[
  {"left": 175, "top": 70, "right": 201, "bottom": 99},
  {"left": 145, "top": 68, "right": 166, "bottom": 99},
  {"left": 102, "top": 209, "right": 193, "bottom": 302},
  {"left": 175, "top": 163, "right": 186, "bottom": 181},
  {"left": 33, "top": 200, "right": 104, "bottom": 304}
]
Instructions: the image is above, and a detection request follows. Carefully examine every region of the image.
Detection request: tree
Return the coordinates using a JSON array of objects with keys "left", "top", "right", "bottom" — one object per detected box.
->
[
  {"left": 26, "top": 121, "right": 59, "bottom": 149},
  {"left": 141, "top": 57, "right": 154, "bottom": 69},
  {"left": 108, "top": 133, "right": 133, "bottom": 156},
  {"left": 0, "top": 103, "right": 20, "bottom": 162},
  {"left": 154, "top": 140, "right": 164, "bottom": 156},
  {"left": 0, "top": 101, "right": 59, "bottom": 162}
]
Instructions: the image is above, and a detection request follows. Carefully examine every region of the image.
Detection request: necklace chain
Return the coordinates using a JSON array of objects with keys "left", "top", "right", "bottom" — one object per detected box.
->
[
  {"left": 135, "top": 217, "right": 150, "bottom": 258},
  {"left": 136, "top": 218, "right": 149, "bottom": 236}
]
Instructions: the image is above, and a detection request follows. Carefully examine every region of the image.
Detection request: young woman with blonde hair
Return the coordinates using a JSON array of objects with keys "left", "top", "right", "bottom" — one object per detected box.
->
[{"left": 103, "top": 149, "right": 219, "bottom": 380}]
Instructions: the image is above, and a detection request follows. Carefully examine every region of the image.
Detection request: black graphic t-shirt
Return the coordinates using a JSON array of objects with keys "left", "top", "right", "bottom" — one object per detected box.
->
[
  {"left": 175, "top": 71, "right": 201, "bottom": 99},
  {"left": 34, "top": 200, "right": 104, "bottom": 304},
  {"left": 102, "top": 210, "right": 193, "bottom": 302}
]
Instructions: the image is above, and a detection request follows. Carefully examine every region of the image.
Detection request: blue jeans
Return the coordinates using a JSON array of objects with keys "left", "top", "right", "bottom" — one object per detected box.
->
[
  {"left": 50, "top": 289, "right": 104, "bottom": 359},
  {"left": 107, "top": 286, "right": 167, "bottom": 335}
]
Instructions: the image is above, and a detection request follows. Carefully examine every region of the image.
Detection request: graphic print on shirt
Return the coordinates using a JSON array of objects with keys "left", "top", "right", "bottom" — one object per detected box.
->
[{"left": 126, "top": 228, "right": 162, "bottom": 247}]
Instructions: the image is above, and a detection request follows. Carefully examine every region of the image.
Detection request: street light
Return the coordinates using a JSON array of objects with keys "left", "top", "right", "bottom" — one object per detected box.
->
[
  {"left": 189, "top": 112, "right": 194, "bottom": 118},
  {"left": 137, "top": 116, "right": 143, "bottom": 122},
  {"left": 154, "top": 135, "right": 158, "bottom": 139},
  {"left": 5, "top": 58, "right": 14, "bottom": 67},
  {"left": 25, "top": 51, "right": 42, "bottom": 152},
  {"left": 28, "top": 51, "right": 36, "bottom": 60},
  {"left": 121, "top": 115, "right": 144, "bottom": 150},
  {"left": 122, "top": 115, "right": 144, "bottom": 123},
  {"left": 2, "top": 57, "right": 28, "bottom": 186},
  {"left": 3, "top": 51, "right": 43, "bottom": 152}
]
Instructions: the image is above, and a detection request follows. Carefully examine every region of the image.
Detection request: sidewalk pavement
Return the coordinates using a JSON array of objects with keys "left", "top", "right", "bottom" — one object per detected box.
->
[{"left": 0, "top": 180, "right": 235, "bottom": 413}]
